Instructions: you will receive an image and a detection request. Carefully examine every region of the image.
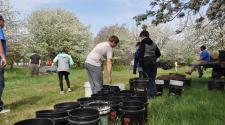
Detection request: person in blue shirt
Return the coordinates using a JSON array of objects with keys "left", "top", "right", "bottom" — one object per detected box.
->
[
  {"left": 186, "top": 45, "right": 211, "bottom": 78},
  {"left": 0, "top": 15, "right": 8, "bottom": 113}
]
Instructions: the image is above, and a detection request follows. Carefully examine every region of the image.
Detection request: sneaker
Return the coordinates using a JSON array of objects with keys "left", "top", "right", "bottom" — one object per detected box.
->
[
  {"left": 0, "top": 109, "right": 10, "bottom": 114},
  {"left": 67, "top": 88, "right": 72, "bottom": 92},
  {"left": 60, "top": 91, "right": 64, "bottom": 95},
  {"left": 185, "top": 71, "right": 192, "bottom": 75}
]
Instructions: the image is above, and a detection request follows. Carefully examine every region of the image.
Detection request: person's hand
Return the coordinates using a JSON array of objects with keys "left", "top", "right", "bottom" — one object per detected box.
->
[{"left": 1, "top": 57, "right": 6, "bottom": 68}]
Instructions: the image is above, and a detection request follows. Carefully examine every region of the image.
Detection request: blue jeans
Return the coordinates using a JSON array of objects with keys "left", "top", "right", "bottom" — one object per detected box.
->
[
  {"left": 143, "top": 63, "right": 157, "bottom": 97},
  {"left": 0, "top": 67, "right": 5, "bottom": 111}
]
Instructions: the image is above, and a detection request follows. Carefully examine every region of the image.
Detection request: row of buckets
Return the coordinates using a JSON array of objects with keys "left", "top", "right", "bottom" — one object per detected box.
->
[
  {"left": 14, "top": 85, "right": 148, "bottom": 125},
  {"left": 14, "top": 78, "right": 189, "bottom": 125},
  {"left": 129, "top": 78, "right": 190, "bottom": 96}
]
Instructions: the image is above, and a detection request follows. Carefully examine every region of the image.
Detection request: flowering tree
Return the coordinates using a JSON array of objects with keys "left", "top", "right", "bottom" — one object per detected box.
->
[
  {"left": 26, "top": 8, "right": 92, "bottom": 66},
  {"left": 94, "top": 24, "right": 136, "bottom": 65},
  {"left": 0, "top": 0, "right": 25, "bottom": 69},
  {"left": 134, "top": 0, "right": 225, "bottom": 28}
]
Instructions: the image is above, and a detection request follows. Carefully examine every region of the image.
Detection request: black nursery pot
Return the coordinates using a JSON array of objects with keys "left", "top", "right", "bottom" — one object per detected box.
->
[
  {"left": 117, "top": 90, "right": 134, "bottom": 98},
  {"left": 119, "top": 101, "right": 145, "bottom": 111},
  {"left": 183, "top": 78, "right": 192, "bottom": 86},
  {"left": 119, "top": 101, "right": 145, "bottom": 125},
  {"left": 77, "top": 97, "right": 95, "bottom": 107},
  {"left": 129, "top": 77, "right": 139, "bottom": 91},
  {"left": 164, "top": 80, "right": 170, "bottom": 88},
  {"left": 68, "top": 108, "right": 100, "bottom": 125},
  {"left": 68, "top": 108, "right": 99, "bottom": 121},
  {"left": 108, "top": 96, "right": 123, "bottom": 111},
  {"left": 54, "top": 101, "right": 80, "bottom": 111},
  {"left": 36, "top": 110, "right": 67, "bottom": 125},
  {"left": 102, "top": 85, "right": 120, "bottom": 93},
  {"left": 14, "top": 118, "right": 54, "bottom": 125}
]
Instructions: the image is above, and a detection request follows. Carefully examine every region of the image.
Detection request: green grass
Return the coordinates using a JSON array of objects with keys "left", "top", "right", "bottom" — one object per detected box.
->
[{"left": 0, "top": 66, "right": 225, "bottom": 125}]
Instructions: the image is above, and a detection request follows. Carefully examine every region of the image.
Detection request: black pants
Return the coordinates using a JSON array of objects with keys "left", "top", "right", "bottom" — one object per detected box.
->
[{"left": 58, "top": 71, "right": 70, "bottom": 91}]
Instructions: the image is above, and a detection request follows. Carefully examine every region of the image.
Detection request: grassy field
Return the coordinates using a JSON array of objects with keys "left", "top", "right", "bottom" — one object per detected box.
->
[{"left": 0, "top": 66, "right": 225, "bottom": 125}]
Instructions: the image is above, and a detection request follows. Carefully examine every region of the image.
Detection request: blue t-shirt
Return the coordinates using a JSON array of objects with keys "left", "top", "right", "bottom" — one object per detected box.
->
[
  {"left": 200, "top": 50, "right": 210, "bottom": 62},
  {"left": 0, "top": 28, "right": 6, "bottom": 55}
]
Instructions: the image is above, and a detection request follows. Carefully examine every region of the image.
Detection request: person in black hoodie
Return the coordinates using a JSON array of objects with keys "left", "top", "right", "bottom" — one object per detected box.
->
[{"left": 138, "top": 30, "right": 161, "bottom": 98}]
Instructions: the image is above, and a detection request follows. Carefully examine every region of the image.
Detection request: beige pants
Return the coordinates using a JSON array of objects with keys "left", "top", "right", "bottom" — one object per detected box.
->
[{"left": 31, "top": 64, "right": 39, "bottom": 76}]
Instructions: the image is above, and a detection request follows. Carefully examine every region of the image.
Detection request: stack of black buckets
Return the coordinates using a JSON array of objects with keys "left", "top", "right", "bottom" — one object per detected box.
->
[
  {"left": 14, "top": 77, "right": 188, "bottom": 125},
  {"left": 14, "top": 78, "right": 152, "bottom": 125}
]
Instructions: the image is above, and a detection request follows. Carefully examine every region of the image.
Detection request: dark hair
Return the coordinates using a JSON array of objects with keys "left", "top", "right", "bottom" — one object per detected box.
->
[
  {"left": 60, "top": 47, "right": 68, "bottom": 53},
  {"left": 33, "top": 50, "right": 38, "bottom": 53},
  {"left": 200, "top": 45, "right": 206, "bottom": 50},
  {"left": 139, "top": 30, "right": 149, "bottom": 37},
  {"left": 109, "top": 35, "right": 119, "bottom": 44},
  {"left": 135, "top": 42, "right": 141, "bottom": 47},
  {"left": 0, "top": 15, "right": 4, "bottom": 21}
]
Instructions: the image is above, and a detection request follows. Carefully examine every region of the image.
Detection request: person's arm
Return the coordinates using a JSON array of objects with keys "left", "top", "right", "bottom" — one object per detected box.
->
[
  {"left": 68, "top": 55, "right": 74, "bottom": 65},
  {"left": 106, "top": 47, "right": 113, "bottom": 84},
  {"left": 139, "top": 42, "right": 145, "bottom": 67},
  {"left": 155, "top": 46, "right": 161, "bottom": 59},
  {"left": 0, "top": 41, "right": 6, "bottom": 67},
  {"left": 107, "top": 59, "right": 112, "bottom": 84},
  {"left": 133, "top": 48, "right": 140, "bottom": 74},
  {"left": 53, "top": 55, "right": 58, "bottom": 65}
]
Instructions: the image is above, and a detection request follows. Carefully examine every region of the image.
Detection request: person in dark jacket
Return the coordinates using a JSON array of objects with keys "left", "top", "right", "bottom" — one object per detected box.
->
[{"left": 138, "top": 30, "right": 161, "bottom": 98}]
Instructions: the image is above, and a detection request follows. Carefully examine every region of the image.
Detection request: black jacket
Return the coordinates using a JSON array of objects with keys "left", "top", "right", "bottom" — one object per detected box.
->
[{"left": 139, "top": 37, "right": 161, "bottom": 67}]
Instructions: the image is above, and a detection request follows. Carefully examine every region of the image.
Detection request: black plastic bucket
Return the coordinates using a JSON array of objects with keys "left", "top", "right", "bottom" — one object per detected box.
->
[
  {"left": 127, "top": 96, "right": 148, "bottom": 121},
  {"left": 129, "top": 78, "right": 139, "bottom": 92},
  {"left": 91, "top": 94, "right": 109, "bottom": 102},
  {"left": 164, "top": 80, "right": 170, "bottom": 88},
  {"left": 169, "top": 80, "right": 184, "bottom": 96},
  {"left": 119, "top": 101, "right": 144, "bottom": 111},
  {"left": 14, "top": 118, "right": 54, "bottom": 125},
  {"left": 118, "top": 90, "right": 134, "bottom": 97},
  {"left": 133, "top": 79, "right": 149, "bottom": 97},
  {"left": 98, "top": 90, "right": 115, "bottom": 95},
  {"left": 208, "top": 80, "right": 224, "bottom": 90},
  {"left": 183, "top": 78, "right": 192, "bottom": 86},
  {"left": 108, "top": 96, "right": 123, "bottom": 123},
  {"left": 77, "top": 97, "right": 95, "bottom": 107},
  {"left": 92, "top": 91, "right": 114, "bottom": 98},
  {"left": 108, "top": 96, "right": 123, "bottom": 111},
  {"left": 102, "top": 85, "right": 120, "bottom": 93},
  {"left": 36, "top": 110, "right": 67, "bottom": 125},
  {"left": 86, "top": 102, "right": 110, "bottom": 125},
  {"left": 119, "top": 101, "right": 145, "bottom": 125},
  {"left": 68, "top": 108, "right": 100, "bottom": 125},
  {"left": 54, "top": 102, "right": 80, "bottom": 112},
  {"left": 102, "top": 85, "right": 110, "bottom": 90},
  {"left": 155, "top": 80, "right": 164, "bottom": 96}
]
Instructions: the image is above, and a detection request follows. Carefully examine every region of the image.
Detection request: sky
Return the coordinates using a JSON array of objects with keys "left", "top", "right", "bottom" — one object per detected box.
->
[{"left": 10, "top": 0, "right": 150, "bottom": 36}]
